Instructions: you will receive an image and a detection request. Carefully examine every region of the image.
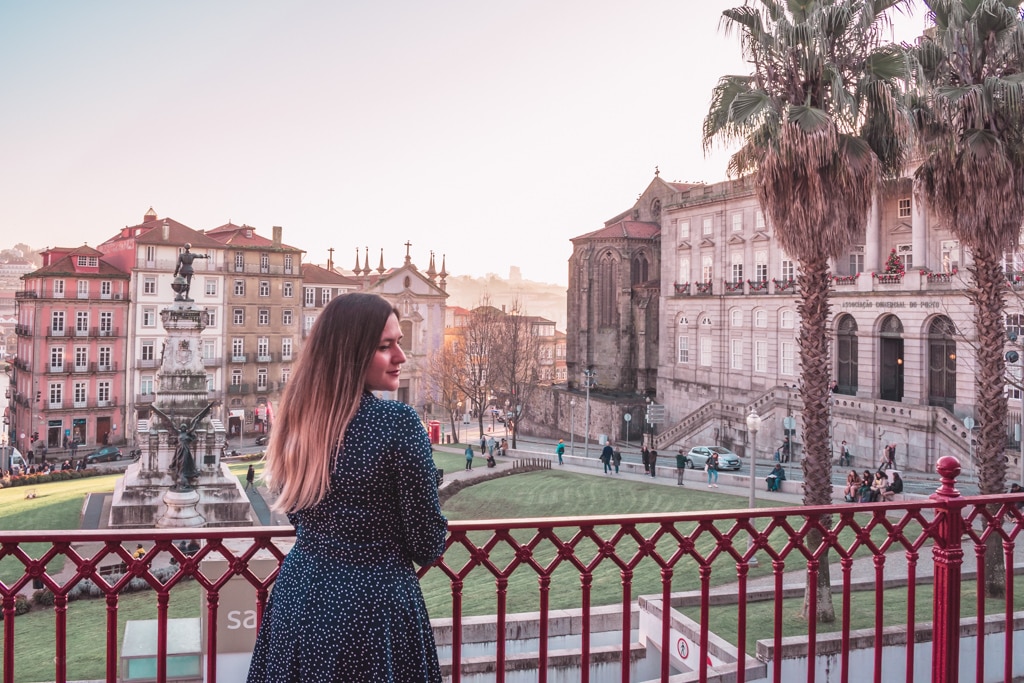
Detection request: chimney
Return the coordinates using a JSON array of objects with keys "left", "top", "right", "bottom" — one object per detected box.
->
[
  {"left": 162, "top": 219, "right": 169, "bottom": 242},
  {"left": 272, "top": 226, "right": 282, "bottom": 246}
]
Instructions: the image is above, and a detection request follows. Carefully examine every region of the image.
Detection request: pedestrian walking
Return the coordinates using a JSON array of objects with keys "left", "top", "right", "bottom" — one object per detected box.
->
[
  {"left": 706, "top": 452, "right": 719, "bottom": 487},
  {"left": 838, "top": 440, "right": 852, "bottom": 467},
  {"left": 555, "top": 439, "right": 565, "bottom": 465},
  {"left": 244, "top": 464, "right": 255, "bottom": 491},
  {"left": 487, "top": 437, "right": 496, "bottom": 457},
  {"left": 880, "top": 443, "right": 897, "bottom": 471},
  {"left": 600, "top": 442, "right": 614, "bottom": 474},
  {"left": 465, "top": 445, "right": 474, "bottom": 470},
  {"left": 612, "top": 448, "right": 621, "bottom": 474},
  {"left": 648, "top": 449, "right": 658, "bottom": 478},
  {"left": 480, "top": 436, "right": 487, "bottom": 455},
  {"left": 641, "top": 447, "right": 650, "bottom": 473},
  {"left": 676, "top": 449, "right": 687, "bottom": 486}
]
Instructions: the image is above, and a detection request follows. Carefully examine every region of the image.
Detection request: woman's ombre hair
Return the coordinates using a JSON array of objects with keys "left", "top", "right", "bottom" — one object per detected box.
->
[{"left": 263, "top": 293, "right": 399, "bottom": 513}]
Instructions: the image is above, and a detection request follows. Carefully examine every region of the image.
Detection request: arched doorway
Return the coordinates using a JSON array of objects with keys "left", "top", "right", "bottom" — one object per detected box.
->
[
  {"left": 879, "top": 315, "right": 904, "bottom": 402},
  {"left": 836, "top": 315, "right": 858, "bottom": 395},
  {"left": 928, "top": 316, "right": 957, "bottom": 409}
]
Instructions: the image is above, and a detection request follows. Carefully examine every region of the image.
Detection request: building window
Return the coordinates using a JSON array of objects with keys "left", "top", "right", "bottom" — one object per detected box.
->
[
  {"left": 731, "top": 213, "right": 743, "bottom": 232},
  {"left": 702, "top": 255, "right": 713, "bottom": 282},
  {"left": 898, "top": 197, "right": 912, "bottom": 218},
  {"left": 755, "top": 250, "right": 768, "bottom": 281},
  {"left": 1008, "top": 314, "right": 1024, "bottom": 341},
  {"left": 98, "top": 381, "right": 110, "bottom": 404},
  {"left": 941, "top": 240, "right": 960, "bottom": 273},
  {"left": 755, "top": 210, "right": 765, "bottom": 229},
  {"left": 205, "top": 279, "right": 217, "bottom": 296},
  {"left": 51, "top": 311, "right": 65, "bottom": 334},
  {"left": 699, "top": 337, "right": 712, "bottom": 367},
  {"left": 143, "top": 277, "right": 157, "bottom": 295},
  {"left": 281, "top": 367, "right": 291, "bottom": 386},
  {"left": 203, "top": 340, "right": 216, "bottom": 361},
  {"left": 77, "top": 280, "right": 89, "bottom": 298},
  {"left": 99, "top": 346, "right": 112, "bottom": 370},
  {"left": 284, "top": 255, "right": 294, "bottom": 274},
  {"left": 234, "top": 252, "right": 245, "bottom": 272},
  {"left": 75, "top": 346, "right": 88, "bottom": 370},
  {"left": 282, "top": 337, "right": 293, "bottom": 360},
  {"left": 232, "top": 338, "right": 244, "bottom": 360},
  {"left": 678, "top": 220, "right": 690, "bottom": 240},
  {"left": 849, "top": 245, "right": 865, "bottom": 275},
  {"left": 781, "top": 257, "right": 795, "bottom": 281},
  {"left": 258, "top": 309, "right": 269, "bottom": 325},
  {"left": 233, "top": 280, "right": 245, "bottom": 296},
  {"left": 781, "top": 341, "right": 796, "bottom": 375},
  {"left": 260, "top": 254, "right": 270, "bottom": 273},
  {"left": 77, "top": 255, "right": 98, "bottom": 267},
  {"left": 205, "top": 308, "right": 217, "bottom": 328},
  {"left": 140, "top": 375, "right": 154, "bottom": 395},
  {"left": 730, "top": 309, "right": 742, "bottom": 327},
  {"left": 283, "top": 281, "right": 293, "bottom": 297},
  {"left": 755, "top": 310, "right": 767, "bottom": 328},
  {"left": 702, "top": 217, "right": 713, "bottom": 235},
  {"left": 141, "top": 341, "right": 155, "bottom": 362},
  {"left": 755, "top": 340, "right": 768, "bottom": 372},
  {"left": 145, "top": 246, "right": 156, "bottom": 264},
  {"left": 304, "top": 288, "right": 315, "bottom": 307},
  {"left": 677, "top": 256, "right": 690, "bottom": 283},
  {"left": 49, "top": 382, "right": 63, "bottom": 408},
  {"left": 597, "top": 252, "right": 618, "bottom": 327},
  {"left": 231, "top": 369, "right": 242, "bottom": 386},
  {"left": 100, "top": 281, "right": 111, "bottom": 297},
  {"left": 257, "top": 337, "right": 270, "bottom": 358},
  {"left": 50, "top": 346, "right": 64, "bottom": 372},
  {"left": 76, "top": 311, "right": 89, "bottom": 334},
  {"left": 304, "top": 315, "right": 316, "bottom": 332},
  {"left": 780, "top": 310, "right": 795, "bottom": 329},
  {"left": 897, "top": 243, "right": 913, "bottom": 270},
  {"left": 321, "top": 288, "right": 331, "bottom": 305},
  {"left": 282, "top": 309, "right": 293, "bottom": 325},
  {"left": 730, "top": 252, "right": 743, "bottom": 282},
  {"left": 142, "top": 307, "right": 156, "bottom": 327},
  {"left": 99, "top": 312, "right": 112, "bottom": 333},
  {"left": 259, "top": 280, "right": 270, "bottom": 297},
  {"left": 257, "top": 368, "right": 269, "bottom": 390},
  {"left": 54, "top": 279, "right": 65, "bottom": 297},
  {"left": 233, "top": 308, "right": 244, "bottom": 325},
  {"left": 74, "top": 382, "right": 87, "bottom": 408},
  {"left": 731, "top": 339, "right": 743, "bottom": 370},
  {"left": 677, "top": 336, "right": 689, "bottom": 363}
]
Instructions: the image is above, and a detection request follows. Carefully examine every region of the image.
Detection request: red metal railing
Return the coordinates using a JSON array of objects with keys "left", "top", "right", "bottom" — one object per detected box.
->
[{"left": 1, "top": 456, "right": 1022, "bottom": 683}]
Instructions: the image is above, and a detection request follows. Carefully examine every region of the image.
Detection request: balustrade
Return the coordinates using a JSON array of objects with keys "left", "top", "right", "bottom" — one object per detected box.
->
[{"left": 0, "top": 460, "right": 1021, "bottom": 683}]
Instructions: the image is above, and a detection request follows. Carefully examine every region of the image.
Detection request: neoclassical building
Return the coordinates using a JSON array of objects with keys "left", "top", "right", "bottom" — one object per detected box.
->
[{"left": 550, "top": 170, "right": 1020, "bottom": 476}]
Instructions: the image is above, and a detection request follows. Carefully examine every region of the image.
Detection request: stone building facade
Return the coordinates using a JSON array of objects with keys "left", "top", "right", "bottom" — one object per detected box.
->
[{"left": 554, "top": 172, "right": 1022, "bottom": 477}]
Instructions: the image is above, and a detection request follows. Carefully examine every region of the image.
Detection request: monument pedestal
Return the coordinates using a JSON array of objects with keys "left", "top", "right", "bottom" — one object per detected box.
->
[{"left": 156, "top": 489, "right": 206, "bottom": 528}]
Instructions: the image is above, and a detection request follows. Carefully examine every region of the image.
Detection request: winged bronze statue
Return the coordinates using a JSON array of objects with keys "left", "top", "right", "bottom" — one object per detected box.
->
[{"left": 149, "top": 403, "right": 214, "bottom": 491}]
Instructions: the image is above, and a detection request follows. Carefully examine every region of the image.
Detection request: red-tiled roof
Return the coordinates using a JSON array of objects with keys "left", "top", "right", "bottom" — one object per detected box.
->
[
  {"left": 300, "top": 263, "right": 361, "bottom": 286},
  {"left": 573, "top": 220, "right": 660, "bottom": 242},
  {"left": 100, "top": 215, "right": 222, "bottom": 250},
  {"left": 206, "top": 223, "right": 302, "bottom": 252},
  {"left": 27, "top": 246, "right": 130, "bottom": 278}
]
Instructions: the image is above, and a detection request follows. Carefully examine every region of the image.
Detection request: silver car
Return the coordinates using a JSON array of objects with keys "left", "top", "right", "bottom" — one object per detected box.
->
[{"left": 685, "top": 446, "right": 742, "bottom": 471}]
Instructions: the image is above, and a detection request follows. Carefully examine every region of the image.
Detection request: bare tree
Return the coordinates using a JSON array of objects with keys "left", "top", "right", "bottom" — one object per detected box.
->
[
  {"left": 425, "top": 342, "right": 468, "bottom": 444},
  {"left": 490, "top": 301, "right": 541, "bottom": 449},
  {"left": 449, "top": 299, "right": 504, "bottom": 442}
]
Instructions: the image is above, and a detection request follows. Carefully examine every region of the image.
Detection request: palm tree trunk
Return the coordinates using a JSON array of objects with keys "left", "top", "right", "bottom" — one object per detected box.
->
[
  {"left": 968, "top": 248, "right": 1009, "bottom": 598},
  {"left": 798, "top": 254, "right": 837, "bottom": 623}
]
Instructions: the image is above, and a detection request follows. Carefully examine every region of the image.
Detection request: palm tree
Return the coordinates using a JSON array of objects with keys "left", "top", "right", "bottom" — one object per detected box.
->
[
  {"left": 704, "top": 0, "right": 914, "bottom": 622},
  {"left": 911, "top": 0, "right": 1024, "bottom": 598}
]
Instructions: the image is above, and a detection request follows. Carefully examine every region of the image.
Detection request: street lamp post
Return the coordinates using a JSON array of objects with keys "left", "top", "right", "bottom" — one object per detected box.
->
[
  {"left": 570, "top": 398, "right": 576, "bottom": 456},
  {"left": 583, "top": 368, "right": 595, "bottom": 458},
  {"left": 746, "top": 409, "right": 762, "bottom": 566}
]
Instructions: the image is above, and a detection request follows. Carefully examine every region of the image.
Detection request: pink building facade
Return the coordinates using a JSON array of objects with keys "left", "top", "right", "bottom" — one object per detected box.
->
[{"left": 9, "top": 246, "right": 130, "bottom": 454}]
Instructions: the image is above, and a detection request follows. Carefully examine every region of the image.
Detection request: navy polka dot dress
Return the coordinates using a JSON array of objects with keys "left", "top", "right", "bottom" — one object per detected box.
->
[{"left": 247, "top": 393, "right": 448, "bottom": 682}]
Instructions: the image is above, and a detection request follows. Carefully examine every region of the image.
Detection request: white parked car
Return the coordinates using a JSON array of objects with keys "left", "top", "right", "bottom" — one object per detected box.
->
[{"left": 684, "top": 446, "right": 742, "bottom": 471}]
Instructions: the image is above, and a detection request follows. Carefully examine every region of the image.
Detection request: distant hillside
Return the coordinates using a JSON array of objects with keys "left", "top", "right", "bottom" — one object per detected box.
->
[{"left": 444, "top": 273, "right": 567, "bottom": 331}]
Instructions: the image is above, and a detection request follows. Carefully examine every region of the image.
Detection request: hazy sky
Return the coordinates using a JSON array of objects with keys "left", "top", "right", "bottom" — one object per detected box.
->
[{"left": 0, "top": 1, "right": 928, "bottom": 286}]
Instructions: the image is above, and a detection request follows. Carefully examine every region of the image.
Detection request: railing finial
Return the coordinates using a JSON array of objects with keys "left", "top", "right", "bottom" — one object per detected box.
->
[{"left": 931, "top": 455, "right": 962, "bottom": 501}]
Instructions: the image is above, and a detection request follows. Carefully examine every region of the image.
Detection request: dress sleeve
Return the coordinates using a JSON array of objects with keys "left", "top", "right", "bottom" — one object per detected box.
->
[{"left": 392, "top": 404, "right": 449, "bottom": 567}]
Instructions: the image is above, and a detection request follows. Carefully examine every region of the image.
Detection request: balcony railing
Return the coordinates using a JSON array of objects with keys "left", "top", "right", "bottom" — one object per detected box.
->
[{"left": 0, "top": 457, "right": 1020, "bottom": 683}]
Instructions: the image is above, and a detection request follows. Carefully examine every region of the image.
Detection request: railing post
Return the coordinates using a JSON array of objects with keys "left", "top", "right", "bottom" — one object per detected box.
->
[{"left": 930, "top": 455, "right": 964, "bottom": 683}]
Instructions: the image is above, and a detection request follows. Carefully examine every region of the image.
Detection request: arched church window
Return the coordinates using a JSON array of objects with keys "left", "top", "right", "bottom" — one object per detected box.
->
[
  {"left": 835, "top": 315, "right": 858, "bottom": 395},
  {"left": 598, "top": 252, "right": 618, "bottom": 327}
]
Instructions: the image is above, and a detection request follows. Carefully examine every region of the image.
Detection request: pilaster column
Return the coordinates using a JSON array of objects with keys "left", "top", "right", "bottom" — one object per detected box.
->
[
  {"left": 912, "top": 183, "right": 928, "bottom": 269},
  {"left": 865, "top": 193, "right": 881, "bottom": 272}
]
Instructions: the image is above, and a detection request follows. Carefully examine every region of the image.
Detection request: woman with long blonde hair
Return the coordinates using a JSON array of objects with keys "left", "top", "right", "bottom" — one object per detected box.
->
[{"left": 248, "top": 293, "right": 447, "bottom": 682}]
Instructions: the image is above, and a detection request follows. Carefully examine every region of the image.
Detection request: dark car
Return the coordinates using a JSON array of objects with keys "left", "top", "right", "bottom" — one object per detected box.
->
[
  {"left": 84, "top": 445, "right": 123, "bottom": 463},
  {"left": 685, "top": 446, "right": 742, "bottom": 471}
]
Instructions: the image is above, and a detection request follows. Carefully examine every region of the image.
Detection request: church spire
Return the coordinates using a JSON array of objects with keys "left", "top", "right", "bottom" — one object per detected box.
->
[
  {"left": 377, "top": 248, "right": 386, "bottom": 274},
  {"left": 438, "top": 254, "right": 448, "bottom": 292},
  {"left": 426, "top": 251, "right": 437, "bottom": 280},
  {"left": 363, "top": 247, "right": 370, "bottom": 277},
  {"left": 353, "top": 247, "right": 362, "bottom": 275}
]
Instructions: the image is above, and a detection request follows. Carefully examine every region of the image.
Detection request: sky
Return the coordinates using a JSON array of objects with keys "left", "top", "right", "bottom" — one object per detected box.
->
[{"left": 0, "top": 1, "right": 930, "bottom": 286}]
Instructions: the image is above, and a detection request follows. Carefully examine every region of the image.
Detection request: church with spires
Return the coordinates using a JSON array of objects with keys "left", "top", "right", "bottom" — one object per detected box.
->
[{"left": 301, "top": 241, "right": 449, "bottom": 411}]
